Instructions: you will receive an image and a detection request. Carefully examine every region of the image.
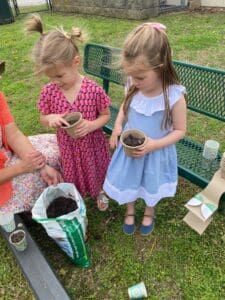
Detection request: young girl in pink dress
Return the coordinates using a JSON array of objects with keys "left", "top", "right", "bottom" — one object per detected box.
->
[{"left": 26, "top": 14, "right": 111, "bottom": 211}]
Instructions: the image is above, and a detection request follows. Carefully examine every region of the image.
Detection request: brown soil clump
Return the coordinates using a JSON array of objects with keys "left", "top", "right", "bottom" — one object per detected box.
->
[
  {"left": 123, "top": 134, "right": 145, "bottom": 147},
  {"left": 47, "top": 197, "right": 77, "bottom": 218},
  {"left": 11, "top": 231, "right": 25, "bottom": 243}
]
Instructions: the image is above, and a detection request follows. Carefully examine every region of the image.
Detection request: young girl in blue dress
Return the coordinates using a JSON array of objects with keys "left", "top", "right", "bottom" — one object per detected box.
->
[{"left": 103, "top": 22, "right": 187, "bottom": 235}]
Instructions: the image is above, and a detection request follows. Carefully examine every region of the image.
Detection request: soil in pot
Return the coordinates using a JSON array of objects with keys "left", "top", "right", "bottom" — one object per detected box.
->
[
  {"left": 11, "top": 231, "right": 25, "bottom": 243},
  {"left": 123, "top": 134, "right": 145, "bottom": 147},
  {"left": 62, "top": 115, "right": 81, "bottom": 127},
  {"left": 47, "top": 197, "right": 78, "bottom": 218}
]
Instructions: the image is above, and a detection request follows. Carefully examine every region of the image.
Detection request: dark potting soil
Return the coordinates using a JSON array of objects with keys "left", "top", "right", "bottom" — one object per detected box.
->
[
  {"left": 62, "top": 116, "right": 79, "bottom": 127},
  {"left": 123, "top": 134, "right": 145, "bottom": 147},
  {"left": 11, "top": 231, "right": 25, "bottom": 243},
  {"left": 47, "top": 197, "right": 77, "bottom": 218}
]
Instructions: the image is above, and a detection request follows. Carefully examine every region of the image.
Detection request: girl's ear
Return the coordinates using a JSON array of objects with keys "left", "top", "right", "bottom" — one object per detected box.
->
[{"left": 73, "top": 55, "right": 81, "bottom": 66}]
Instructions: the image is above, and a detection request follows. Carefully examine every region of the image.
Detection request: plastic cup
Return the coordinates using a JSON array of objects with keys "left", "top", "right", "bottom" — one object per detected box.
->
[
  {"left": 0, "top": 213, "right": 16, "bottom": 233},
  {"left": 220, "top": 152, "right": 225, "bottom": 179},
  {"left": 61, "top": 112, "right": 82, "bottom": 138},
  {"left": 128, "top": 281, "right": 148, "bottom": 299},
  {"left": 202, "top": 140, "right": 220, "bottom": 160},
  {"left": 202, "top": 140, "right": 220, "bottom": 170},
  {"left": 9, "top": 229, "right": 27, "bottom": 251},
  {"left": 120, "top": 129, "right": 147, "bottom": 157}
]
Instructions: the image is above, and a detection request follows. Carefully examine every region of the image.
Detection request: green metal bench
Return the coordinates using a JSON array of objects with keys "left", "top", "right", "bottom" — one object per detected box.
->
[{"left": 83, "top": 43, "right": 225, "bottom": 211}]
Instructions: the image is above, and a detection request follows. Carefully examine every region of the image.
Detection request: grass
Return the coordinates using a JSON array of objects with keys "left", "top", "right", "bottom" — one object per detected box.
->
[{"left": 0, "top": 9, "right": 225, "bottom": 300}]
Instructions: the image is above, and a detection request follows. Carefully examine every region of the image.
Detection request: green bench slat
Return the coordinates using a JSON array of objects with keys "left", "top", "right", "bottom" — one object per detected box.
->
[
  {"left": 84, "top": 43, "right": 225, "bottom": 122},
  {"left": 176, "top": 137, "right": 221, "bottom": 188},
  {"left": 173, "top": 60, "right": 225, "bottom": 122}
]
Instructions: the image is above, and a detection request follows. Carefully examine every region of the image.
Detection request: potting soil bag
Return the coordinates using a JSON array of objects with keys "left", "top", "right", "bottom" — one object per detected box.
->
[{"left": 32, "top": 183, "right": 90, "bottom": 268}]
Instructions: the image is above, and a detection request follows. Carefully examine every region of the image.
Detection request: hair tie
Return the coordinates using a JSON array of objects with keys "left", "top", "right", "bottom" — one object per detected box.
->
[{"left": 143, "top": 22, "right": 166, "bottom": 32}]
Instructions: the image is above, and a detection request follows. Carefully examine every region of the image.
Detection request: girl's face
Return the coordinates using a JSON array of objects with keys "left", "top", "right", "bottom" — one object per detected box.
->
[
  {"left": 44, "top": 56, "right": 80, "bottom": 90},
  {"left": 123, "top": 58, "right": 162, "bottom": 96}
]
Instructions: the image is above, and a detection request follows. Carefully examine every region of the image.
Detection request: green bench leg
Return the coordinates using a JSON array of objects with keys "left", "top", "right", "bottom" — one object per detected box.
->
[{"left": 218, "top": 193, "right": 225, "bottom": 215}]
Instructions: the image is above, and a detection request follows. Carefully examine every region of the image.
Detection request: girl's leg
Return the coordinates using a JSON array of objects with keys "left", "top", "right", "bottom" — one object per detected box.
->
[
  {"left": 140, "top": 206, "right": 155, "bottom": 236},
  {"left": 142, "top": 206, "right": 154, "bottom": 225},
  {"left": 124, "top": 202, "right": 135, "bottom": 225},
  {"left": 123, "top": 202, "right": 136, "bottom": 235}
]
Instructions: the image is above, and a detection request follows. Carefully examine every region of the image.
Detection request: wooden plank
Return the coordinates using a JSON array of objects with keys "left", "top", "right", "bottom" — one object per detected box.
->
[{"left": 0, "top": 214, "right": 71, "bottom": 300}]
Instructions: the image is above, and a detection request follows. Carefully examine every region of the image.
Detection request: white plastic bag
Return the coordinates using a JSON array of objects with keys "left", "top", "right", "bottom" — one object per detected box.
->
[{"left": 32, "top": 183, "right": 90, "bottom": 267}]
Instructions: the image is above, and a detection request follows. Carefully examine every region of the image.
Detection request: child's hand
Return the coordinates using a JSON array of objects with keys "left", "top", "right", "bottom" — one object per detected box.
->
[
  {"left": 109, "top": 125, "right": 122, "bottom": 149},
  {"left": 131, "top": 138, "right": 158, "bottom": 158},
  {"left": 47, "top": 113, "right": 70, "bottom": 128},
  {"left": 73, "top": 119, "right": 92, "bottom": 138}
]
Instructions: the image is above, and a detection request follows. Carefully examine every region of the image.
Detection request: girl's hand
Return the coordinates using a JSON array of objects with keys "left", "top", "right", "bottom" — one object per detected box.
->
[
  {"left": 40, "top": 165, "right": 64, "bottom": 185},
  {"left": 109, "top": 125, "right": 122, "bottom": 149},
  {"left": 131, "top": 138, "right": 158, "bottom": 158},
  {"left": 47, "top": 113, "right": 70, "bottom": 128},
  {"left": 19, "top": 151, "right": 46, "bottom": 173},
  {"left": 73, "top": 119, "right": 92, "bottom": 138}
]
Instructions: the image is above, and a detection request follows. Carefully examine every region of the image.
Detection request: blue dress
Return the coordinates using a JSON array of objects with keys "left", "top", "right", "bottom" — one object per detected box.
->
[{"left": 103, "top": 84, "right": 186, "bottom": 207}]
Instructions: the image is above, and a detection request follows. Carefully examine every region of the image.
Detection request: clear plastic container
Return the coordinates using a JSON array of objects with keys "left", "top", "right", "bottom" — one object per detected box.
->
[
  {"left": 202, "top": 140, "right": 220, "bottom": 170},
  {"left": 0, "top": 212, "right": 16, "bottom": 232}
]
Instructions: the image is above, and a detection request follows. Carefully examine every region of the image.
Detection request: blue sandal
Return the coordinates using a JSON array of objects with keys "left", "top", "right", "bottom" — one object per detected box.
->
[
  {"left": 123, "top": 214, "right": 135, "bottom": 235},
  {"left": 140, "top": 215, "right": 155, "bottom": 236}
]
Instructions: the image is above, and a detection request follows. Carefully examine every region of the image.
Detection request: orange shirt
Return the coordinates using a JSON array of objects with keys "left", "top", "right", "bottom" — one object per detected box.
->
[{"left": 0, "top": 92, "right": 13, "bottom": 206}]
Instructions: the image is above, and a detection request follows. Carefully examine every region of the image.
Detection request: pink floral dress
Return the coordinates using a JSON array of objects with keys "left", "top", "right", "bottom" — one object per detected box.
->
[
  {"left": 38, "top": 77, "right": 111, "bottom": 198},
  {"left": 0, "top": 132, "right": 61, "bottom": 214}
]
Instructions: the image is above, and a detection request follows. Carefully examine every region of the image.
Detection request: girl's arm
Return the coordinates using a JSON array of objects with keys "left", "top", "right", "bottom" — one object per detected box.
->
[
  {"left": 87, "top": 107, "right": 111, "bottom": 132},
  {"left": 109, "top": 103, "right": 125, "bottom": 148},
  {"left": 133, "top": 96, "right": 186, "bottom": 157},
  {"left": 73, "top": 107, "right": 111, "bottom": 138},
  {"left": 0, "top": 122, "right": 46, "bottom": 184},
  {"left": 114, "top": 103, "right": 125, "bottom": 128}
]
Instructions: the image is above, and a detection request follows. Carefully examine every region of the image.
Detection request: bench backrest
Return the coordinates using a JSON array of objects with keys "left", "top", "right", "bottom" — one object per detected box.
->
[{"left": 84, "top": 43, "right": 225, "bottom": 122}]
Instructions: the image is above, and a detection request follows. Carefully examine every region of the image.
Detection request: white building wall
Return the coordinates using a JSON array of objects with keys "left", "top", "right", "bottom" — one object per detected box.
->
[
  {"left": 166, "top": 0, "right": 188, "bottom": 5},
  {"left": 166, "top": 0, "right": 225, "bottom": 7},
  {"left": 201, "top": 0, "right": 225, "bottom": 6}
]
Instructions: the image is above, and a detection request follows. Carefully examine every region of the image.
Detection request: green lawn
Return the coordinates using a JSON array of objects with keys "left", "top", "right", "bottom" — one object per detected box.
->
[{"left": 0, "top": 10, "right": 225, "bottom": 300}]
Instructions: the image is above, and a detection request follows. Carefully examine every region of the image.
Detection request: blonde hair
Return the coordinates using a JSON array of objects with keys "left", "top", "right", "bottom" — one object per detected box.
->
[
  {"left": 122, "top": 23, "right": 180, "bottom": 129},
  {"left": 25, "top": 14, "right": 86, "bottom": 74}
]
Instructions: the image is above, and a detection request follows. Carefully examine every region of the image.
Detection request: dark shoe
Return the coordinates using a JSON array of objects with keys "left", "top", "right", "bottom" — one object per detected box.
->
[
  {"left": 123, "top": 214, "right": 135, "bottom": 235},
  {"left": 140, "top": 215, "right": 155, "bottom": 236}
]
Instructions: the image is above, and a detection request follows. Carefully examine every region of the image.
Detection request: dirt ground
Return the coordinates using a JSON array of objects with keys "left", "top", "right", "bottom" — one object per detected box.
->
[{"left": 188, "top": 6, "right": 225, "bottom": 13}]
